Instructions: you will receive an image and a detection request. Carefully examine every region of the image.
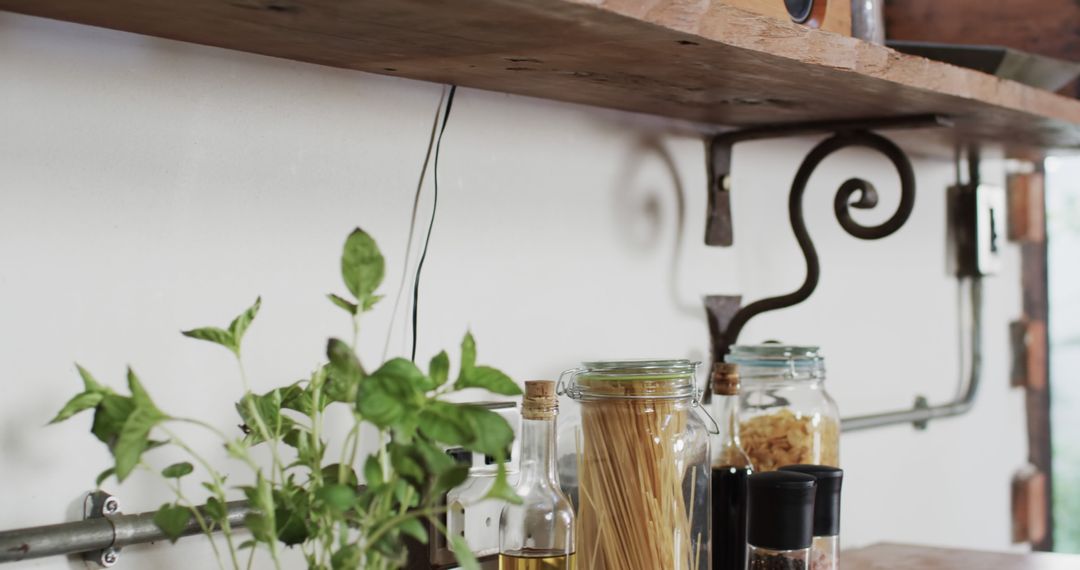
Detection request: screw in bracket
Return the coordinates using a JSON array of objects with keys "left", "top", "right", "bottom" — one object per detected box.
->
[{"left": 99, "top": 547, "right": 120, "bottom": 567}]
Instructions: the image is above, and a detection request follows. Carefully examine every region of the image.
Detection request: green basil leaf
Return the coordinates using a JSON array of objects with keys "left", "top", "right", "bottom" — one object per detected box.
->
[
  {"left": 204, "top": 497, "right": 226, "bottom": 523},
  {"left": 433, "top": 463, "right": 470, "bottom": 495},
  {"left": 363, "top": 456, "right": 383, "bottom": 488},
  {"left": 244, "top": 513, "right": 273, "bottom": 543},
  {"left": 113, "top": 406, "right": 165, "bottom": 481},
  {"left": 331, "top": 545, "right": 361, "bottom": 570},
  {"left": 357, "top": 359, "right": 424, "bottom": 428},
  {"left": 227, "top": 297, "right": 261, "bottom": 348},
  {"left": 276, "top": 506, "right": 309, "bottom": 546},
  {"left": 95, "top": 467, "right": 115, "bottom": 488},
  {"left": 399, "top": 518, "right": 428, "bottom": 544},
  {"left": 455, "top": 366, "right": 521, "bottom": 396},
  {"left": 484, "top": 462, "right": 522, "bottom": 505},
  {"left": 450, "top": 535, "right": 480, "bottom": 570},
  {"left": 180, "top": 326, "right": 236, "bottom": 354},
  {"left": 340, "top": 228, "right": 385, "bottom": 304},
  {"left": 459, "top": 332, "right": 476, "bottom": 379},
  {"left": 327, "top": 293, "right": 358, "bottom": 315},
  {"left": 320, "top": 463, "right": 359, "bottom": 488},
  {"left": 91, "top": 394, "right": 134, "bottom": 446},
  {"left": 326, "top": 339, "right": 363, "bottom": 403},
  {"left": 280, "top": 383, "right": 314, "bottom": 415},
  {"left": 389, "top": 444, "right": 425, "bottom": 485},
  {"left": 75, "top": 364, "right": 106, "bottom": 393},
  {"left": 153, "top": 504, "right": 192, "bottom": 543},
  {"left": 161, "top": 462, "right": 194, "bottom": 479},
  {"left": 356, "top": 380, "right": 406, "bottom": 429},
  {"left": 49, "top": 391, "right": 103, "bottom": 424},
  {"left": 457, "top": 405, "right": 514, "bottom": 457},
  {"left": 418, "top": 402, "right": 471, "bottom": 447},
  {"left": 126, "top": 368, "right": 161, "bottom": 414},
  {"left": 315, "top": 484, "right": 357, "bottom": 513},
  {"left": 361, "top": 294, "right": 384, "bottom": 311},
  {"left": 428, "top": 351, "right": 450, "bottom": 388}
]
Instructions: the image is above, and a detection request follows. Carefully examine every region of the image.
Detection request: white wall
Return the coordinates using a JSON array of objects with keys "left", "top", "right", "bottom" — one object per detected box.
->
[{"left": 0, "top": 11, "right": 1027, "bottom": 568}]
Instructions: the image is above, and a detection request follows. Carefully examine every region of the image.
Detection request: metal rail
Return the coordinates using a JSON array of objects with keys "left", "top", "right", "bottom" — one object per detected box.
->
[
  {"left": 842, "top": 276, "right": 983, "bottom": 431},
  {"left": 0, "top": 497, "right": 251, "bottom": 565}
]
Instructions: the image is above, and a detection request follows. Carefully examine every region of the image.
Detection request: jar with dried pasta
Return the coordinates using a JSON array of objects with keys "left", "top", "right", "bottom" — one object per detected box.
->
[
  {"left": 725, "top": 345, "right": 839, "bottom": 472},
  {"left": 556, "top": 360, "right": 711, "bottom": 570}
]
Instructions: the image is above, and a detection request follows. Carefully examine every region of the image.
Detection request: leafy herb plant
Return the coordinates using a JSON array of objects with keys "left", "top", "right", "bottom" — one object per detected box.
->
[{"left": 51, "top": 228, "right": 522, "bottom": 570}]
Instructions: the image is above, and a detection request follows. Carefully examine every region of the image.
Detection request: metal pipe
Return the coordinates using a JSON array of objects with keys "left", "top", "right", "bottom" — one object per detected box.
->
[
  {"left": 842, "top": 277, "right": 983, "bottom": 431},
  {"left": 0, "top": 500, "right": 251, "bottom": 564}
]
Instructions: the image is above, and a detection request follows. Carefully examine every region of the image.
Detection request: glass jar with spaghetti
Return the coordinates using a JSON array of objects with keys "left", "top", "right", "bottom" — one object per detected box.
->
[
  {"left": 725, "top": 345, "right": 840, "bottom": 472},
  {"left": 556, "top": 360, "right": 711, "bottom": 570}
]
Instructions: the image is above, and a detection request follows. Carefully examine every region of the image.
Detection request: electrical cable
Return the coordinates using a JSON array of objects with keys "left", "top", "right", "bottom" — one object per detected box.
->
[
  {"left": 411, "top": 85, "right": 457, "bottom": 362},
  {"left": 382, "top": 87, "right": 448, "bottom": 362}
]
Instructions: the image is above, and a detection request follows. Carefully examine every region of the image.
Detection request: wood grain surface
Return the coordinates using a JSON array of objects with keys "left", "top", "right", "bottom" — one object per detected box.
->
[
  {"left": 845, "top": 543, "right": 1080, "bottom": 569},
  {"left": 2, "top": 0, "right": 1080, "bottom": 150}
]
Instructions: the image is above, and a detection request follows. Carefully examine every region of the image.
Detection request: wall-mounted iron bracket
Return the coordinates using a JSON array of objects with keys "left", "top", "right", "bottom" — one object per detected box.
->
[
  {"left": 703, "top": 117, "right": 991, "bottom": 433},
  {"left": 703, "top": 114, "right": 951, "bottom": 399}
]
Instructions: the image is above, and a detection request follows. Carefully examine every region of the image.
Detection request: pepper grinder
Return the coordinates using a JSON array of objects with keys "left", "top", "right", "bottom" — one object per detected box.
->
[
  {"left": 780, "top": 465, "right": 844, "bottom": 570},
  {"left": 746, "top": 471, "right": 817, "bottom": 570}
]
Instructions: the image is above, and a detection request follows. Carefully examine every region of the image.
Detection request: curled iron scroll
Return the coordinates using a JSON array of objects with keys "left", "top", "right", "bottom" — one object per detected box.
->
[{"left": 720, "top": 130, "right": 916, "bottom": 352}]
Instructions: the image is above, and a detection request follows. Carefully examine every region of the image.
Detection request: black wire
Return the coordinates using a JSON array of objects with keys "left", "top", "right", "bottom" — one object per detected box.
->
[{"left": 411, "top": 85, "right": 457, "bottom": 362}]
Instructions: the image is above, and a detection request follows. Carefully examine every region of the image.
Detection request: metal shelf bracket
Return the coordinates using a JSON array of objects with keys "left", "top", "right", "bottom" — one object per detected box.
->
[{"left": 702, "top": 115, "right": 988, "bottom": 433}]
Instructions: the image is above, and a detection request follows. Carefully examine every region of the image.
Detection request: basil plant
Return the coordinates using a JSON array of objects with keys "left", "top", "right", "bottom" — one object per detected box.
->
[{"left": 51, "top": 228, "right": 521, "bottom": 570}]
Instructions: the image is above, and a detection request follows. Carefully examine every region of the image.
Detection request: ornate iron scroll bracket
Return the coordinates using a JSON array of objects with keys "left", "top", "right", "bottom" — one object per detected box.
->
[{"left": 703, "top": 115, "right": 951, "bottom": 375}]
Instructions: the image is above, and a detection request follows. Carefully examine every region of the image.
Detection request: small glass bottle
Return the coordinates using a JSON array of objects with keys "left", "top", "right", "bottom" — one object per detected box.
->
[
  {"left": 747, "top": 471, "right": 817, "bottom": 570},
  {"left": 499, "top": 381, "right": 576, "bottom": 570},
  {"left": 710, "top": 363, "right": 753, "bottom": 570},
  {"left": 779, "top": 465, "right": 843, "bottom": 570}
]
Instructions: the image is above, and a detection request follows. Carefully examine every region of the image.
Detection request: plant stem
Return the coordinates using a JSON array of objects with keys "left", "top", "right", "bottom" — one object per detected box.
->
[
  {"left": 364, "top": 504, "right": 448, "bottom": 549},
  {"left": 235, "top": 361, "right": 286, "bottom": 481},
  {"left": 160, "top": 427, "right": 242, "bottom": 570}
]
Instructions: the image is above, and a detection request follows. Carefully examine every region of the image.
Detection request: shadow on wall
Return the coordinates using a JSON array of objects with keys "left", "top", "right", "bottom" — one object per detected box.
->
[{"left": 610, "top": 136, "right": 702, "bottom": 323}]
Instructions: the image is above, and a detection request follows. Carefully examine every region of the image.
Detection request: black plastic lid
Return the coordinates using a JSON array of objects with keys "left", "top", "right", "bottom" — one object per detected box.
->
[
  {"left": 779, "top": 465, "right": 844, "bottom": 537},
  {"left": 747, "top": 471, "right": 817, "bottom": 550}
]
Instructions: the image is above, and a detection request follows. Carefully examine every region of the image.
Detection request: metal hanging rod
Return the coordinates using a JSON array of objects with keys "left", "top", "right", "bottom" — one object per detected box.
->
[{"left": 0, "top": 491, "right": 251, "bottom": 566}]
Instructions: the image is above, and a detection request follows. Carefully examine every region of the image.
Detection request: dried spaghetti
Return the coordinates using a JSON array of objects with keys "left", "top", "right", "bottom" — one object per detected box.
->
[{"left": 572, "top": 376, "right": 707, "bottom": 570}]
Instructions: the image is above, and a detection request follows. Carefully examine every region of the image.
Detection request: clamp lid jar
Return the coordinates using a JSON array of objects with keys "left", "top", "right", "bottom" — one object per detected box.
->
[
  {"left": 556, "top": 359, "right": 710, "bottom": 570},
  {"left": 726, "top": 345, "right": 840, "bottom": 472}
]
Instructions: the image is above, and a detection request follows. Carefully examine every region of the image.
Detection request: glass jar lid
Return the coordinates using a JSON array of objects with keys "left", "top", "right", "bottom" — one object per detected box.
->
[
  {"left": 559, "top": 359, "right": 699, "bottom": 400},
  {"left": 725, "top": 345, "right": 825, "bottom": 381}
]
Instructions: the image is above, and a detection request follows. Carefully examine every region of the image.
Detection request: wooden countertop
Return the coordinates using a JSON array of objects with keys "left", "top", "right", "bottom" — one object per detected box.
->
[{"left": 846, "top": 543, "right": 1080, "bottom": 569}]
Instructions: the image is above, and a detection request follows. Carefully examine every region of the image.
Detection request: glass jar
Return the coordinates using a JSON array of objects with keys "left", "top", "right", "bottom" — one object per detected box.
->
[
  {"left": 726, "top": 345, "right": 840, "bottom": 472},
  {"left": 556, "top": 360, "right": 710, "bottom": 570}
]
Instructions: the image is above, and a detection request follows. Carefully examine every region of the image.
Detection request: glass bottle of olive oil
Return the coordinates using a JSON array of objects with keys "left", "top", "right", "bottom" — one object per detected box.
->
[{"left": 499, "top": 381, "right": 576, "bottom": 570}]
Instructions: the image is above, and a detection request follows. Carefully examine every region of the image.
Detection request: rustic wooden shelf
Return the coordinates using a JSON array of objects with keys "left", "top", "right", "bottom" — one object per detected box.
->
[
  {"left": 846, "top": 543, "right": 1080, "bottom": 569},
  {"left": 4, "top": 0, "right": 1080, "bottom": 149}
]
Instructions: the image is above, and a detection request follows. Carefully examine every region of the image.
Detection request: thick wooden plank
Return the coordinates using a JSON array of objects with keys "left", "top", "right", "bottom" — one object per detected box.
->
[
  {"left": 886, "top": 0, "right": 1080, "bottom": 98},
  {"left": 3, "top": 0, "right": 1080, "bottom": 149},
  {"left": 885, "top": 0, "right": 1080, "bottom": 60},
  {"left": 845, "top": 543, "right": 1080, "bottom": 569}
]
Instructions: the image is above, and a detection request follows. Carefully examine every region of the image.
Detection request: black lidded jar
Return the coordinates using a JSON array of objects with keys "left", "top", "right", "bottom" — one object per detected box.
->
[
  {"left": 747, "top": 471, "right": 817, "bottom": 570},
  {"left": 779, "top": 465, "right": 843, "bottom": 570}
]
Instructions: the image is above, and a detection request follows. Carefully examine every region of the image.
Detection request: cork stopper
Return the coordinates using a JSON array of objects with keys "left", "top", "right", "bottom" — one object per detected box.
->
[
  {"left": 711, "top": 363, "right": 741, "bottom": 396},
  {"left": 523, "top": 380, "right": 558, "bottom": 420}
]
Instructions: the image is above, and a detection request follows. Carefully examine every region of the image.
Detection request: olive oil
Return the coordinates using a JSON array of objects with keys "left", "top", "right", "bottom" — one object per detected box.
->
[{"left": 498, "top": 550, "right": 577, "bottom": 570}]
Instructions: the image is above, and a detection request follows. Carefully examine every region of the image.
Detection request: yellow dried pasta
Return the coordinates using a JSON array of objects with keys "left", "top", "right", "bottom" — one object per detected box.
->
[{"left": 740, "top": 409, "right": 839, "bottom": 472}]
